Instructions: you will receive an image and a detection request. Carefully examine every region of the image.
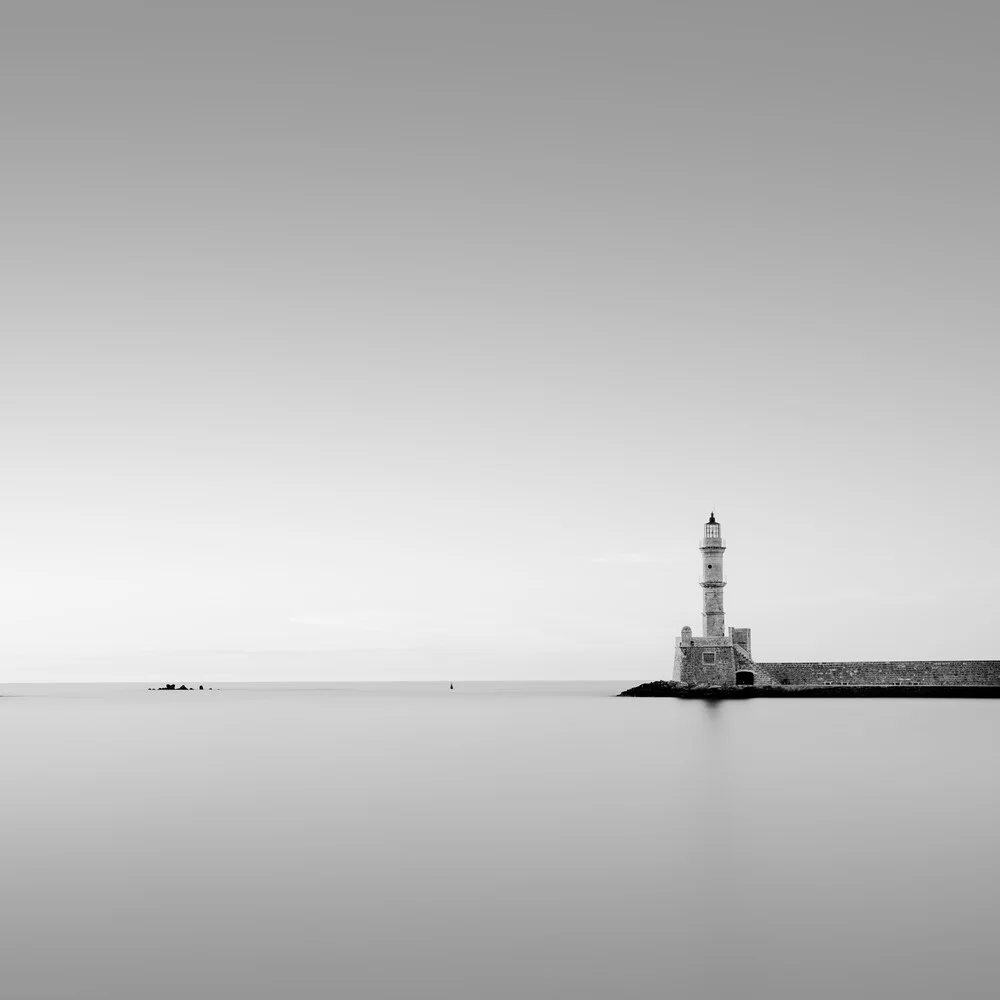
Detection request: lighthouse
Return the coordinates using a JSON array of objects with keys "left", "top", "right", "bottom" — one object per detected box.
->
[
  {"left": 700, "top": 512, "right": 726, "bottom": 637},
  {"left": 673, "top": 512, "right": 754, "bottom": 687}
]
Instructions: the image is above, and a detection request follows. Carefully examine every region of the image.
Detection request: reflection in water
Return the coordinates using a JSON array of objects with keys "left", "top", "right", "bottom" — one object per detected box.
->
[{"left": 0, "top": 684, "right": 997, "bottom": 1000}]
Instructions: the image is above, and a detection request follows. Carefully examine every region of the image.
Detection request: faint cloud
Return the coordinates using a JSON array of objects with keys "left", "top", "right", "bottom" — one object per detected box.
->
[
  {"left": 590, "top": 552, "right": 667, "bottom": 566},
  {"left": 288, "top": 616, "right": 356, "bottom": 628},
  {"left": 780, "top": 587, "right": 958, "bottom": 608},
  {"left": 288, "top": 615, "right": 395, "bottom": 633},
  {"left": 286, "top": 612, "right": 420, "bottom": 650}
]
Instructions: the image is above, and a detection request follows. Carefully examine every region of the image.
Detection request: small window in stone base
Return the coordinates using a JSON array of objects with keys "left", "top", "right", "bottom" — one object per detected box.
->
[{"left": 702, "top": 651, "right": 716, "bottom": 665}]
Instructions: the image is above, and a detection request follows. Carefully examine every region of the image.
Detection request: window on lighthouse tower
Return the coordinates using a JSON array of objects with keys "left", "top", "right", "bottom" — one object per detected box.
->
[{"left": 706, "top": 523, "right": 720, "bottom": 539}]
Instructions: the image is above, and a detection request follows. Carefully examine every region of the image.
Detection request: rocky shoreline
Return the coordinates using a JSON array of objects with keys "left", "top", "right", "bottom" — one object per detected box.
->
[{"left": 619, "top": 680, "right": 1000, "bottom": 698}]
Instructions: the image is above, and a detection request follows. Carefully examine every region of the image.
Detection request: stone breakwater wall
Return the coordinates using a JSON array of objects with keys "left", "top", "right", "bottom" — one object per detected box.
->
[{"left": 756, "top": 661, "right": 1000, "bottom": 687}]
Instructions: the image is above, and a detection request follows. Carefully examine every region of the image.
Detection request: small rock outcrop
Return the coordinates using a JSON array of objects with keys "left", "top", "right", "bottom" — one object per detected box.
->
[{"left": 618, "top": 680, "right": 683, "bottom": 697}]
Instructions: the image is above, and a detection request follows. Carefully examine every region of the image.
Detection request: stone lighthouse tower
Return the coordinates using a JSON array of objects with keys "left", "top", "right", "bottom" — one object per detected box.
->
[
  {"left": 673, "top": 512, "right": 753, "bottom": 687},
  {"left": 700, "top": 512, "right": 726, "bottom": 637}
]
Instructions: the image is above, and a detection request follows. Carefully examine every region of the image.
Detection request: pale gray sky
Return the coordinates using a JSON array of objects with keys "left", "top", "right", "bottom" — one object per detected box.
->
[{"left": 2, "top": 2, "right": 998, "bottom": 679}]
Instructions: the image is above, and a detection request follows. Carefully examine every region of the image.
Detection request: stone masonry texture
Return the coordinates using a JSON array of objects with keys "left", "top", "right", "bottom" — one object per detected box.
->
[{"left": 755, "top": 661, "right": 1000, "bottom": 687}]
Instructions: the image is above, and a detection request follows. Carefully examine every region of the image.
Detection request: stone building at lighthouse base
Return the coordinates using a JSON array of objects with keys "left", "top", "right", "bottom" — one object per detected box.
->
[{"left": 673, "top": 625, "right": 756, "bottom": 687}]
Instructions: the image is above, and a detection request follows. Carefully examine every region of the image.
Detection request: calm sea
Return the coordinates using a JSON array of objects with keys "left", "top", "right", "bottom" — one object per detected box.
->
[{"left": 1, "top": 682, "right": 997, "bottom": 999}]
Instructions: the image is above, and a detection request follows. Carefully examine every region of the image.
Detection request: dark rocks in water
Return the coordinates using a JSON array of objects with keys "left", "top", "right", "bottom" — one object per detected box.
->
[
  {"left": 618, "top": 680, "right": 681, "bottom": 697},
  {"left": 151, "top": 683, "right": 215, "bottom": 691},
  {"left": 619, "top": 679, "right": 773, "bottom": 698}
]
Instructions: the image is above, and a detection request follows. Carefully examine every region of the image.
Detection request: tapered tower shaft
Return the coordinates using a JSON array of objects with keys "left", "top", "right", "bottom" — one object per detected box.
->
[{"left": 700, "top": 512, "right": 726, "bottom": 637}]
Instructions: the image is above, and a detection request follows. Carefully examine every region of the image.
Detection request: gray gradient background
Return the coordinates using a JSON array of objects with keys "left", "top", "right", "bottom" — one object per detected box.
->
[{"left": 3, "top": 3, "right": 998, "bottom": 679}]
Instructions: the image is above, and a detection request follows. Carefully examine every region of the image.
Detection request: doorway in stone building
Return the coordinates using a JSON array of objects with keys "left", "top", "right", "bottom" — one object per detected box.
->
[{"left": 735, "top": 670, "right": 755, "bottom": 686}]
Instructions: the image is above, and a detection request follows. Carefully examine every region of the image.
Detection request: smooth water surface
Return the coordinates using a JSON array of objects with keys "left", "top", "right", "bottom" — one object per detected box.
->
[{"left": 2, "top": 682, "right": 998, "bottom": 999}]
